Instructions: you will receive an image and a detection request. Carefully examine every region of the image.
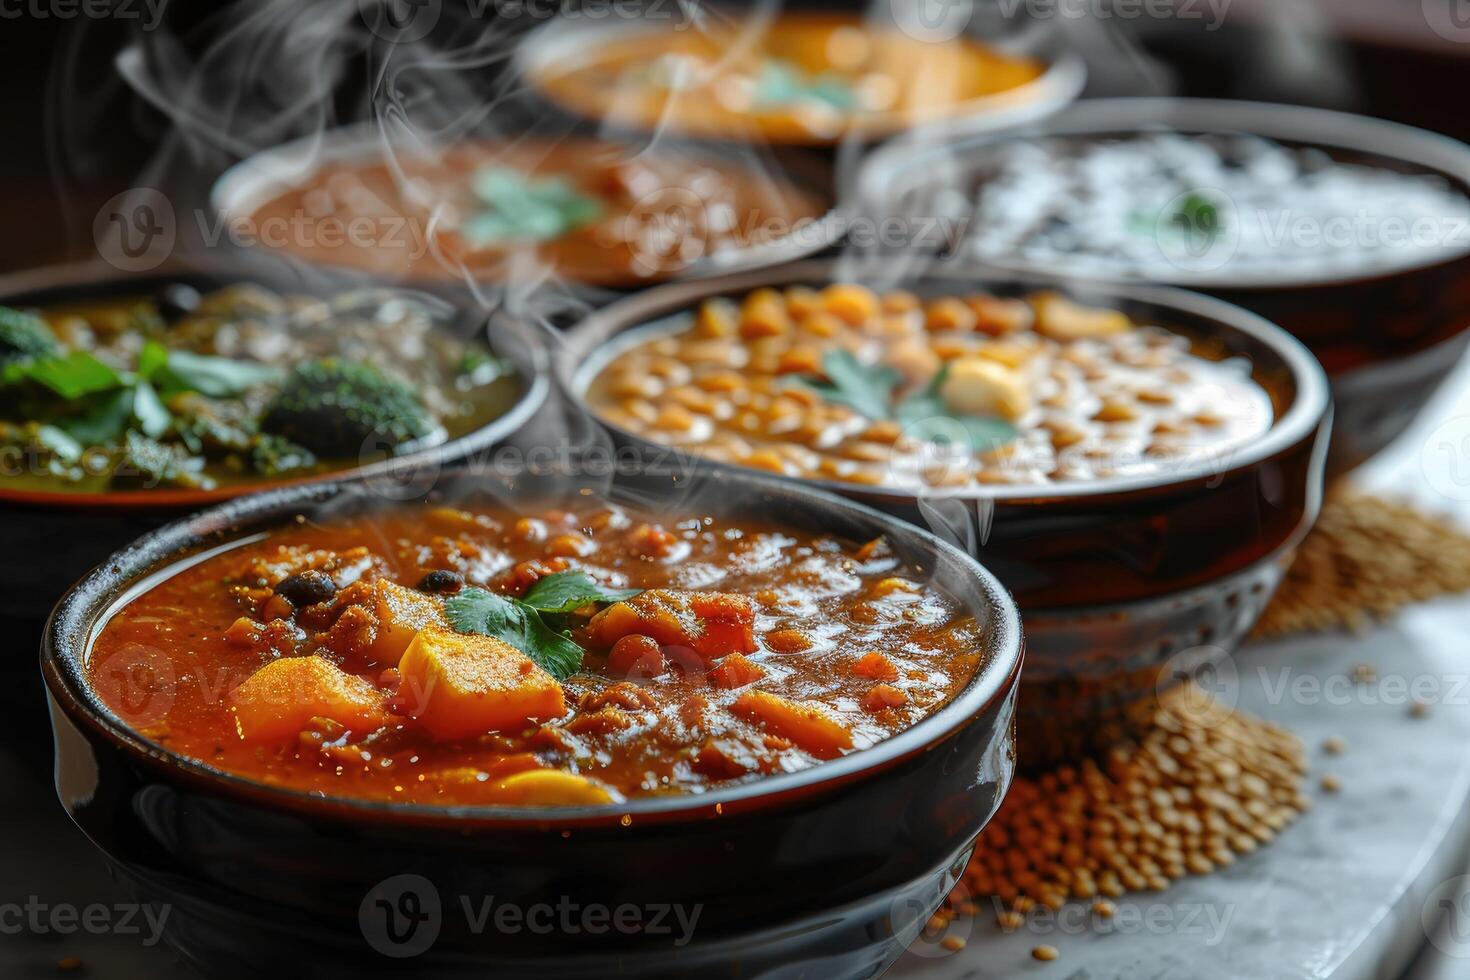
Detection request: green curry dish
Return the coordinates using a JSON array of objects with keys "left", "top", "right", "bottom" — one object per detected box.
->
[
  {"left": 0, "top": 307, "right": 60, "bottom": 365},
  {"left": 261, "top": 358, "right": 438, "bottom": 459},
  {"left": 170, "top": 395, "right": 318, "bottom": 478},
  {"left": 461, "top": 167, "right": 603, "bottom": 247},
  {"left": 114, "top": 430, "right": 213, "bottom": 491}
]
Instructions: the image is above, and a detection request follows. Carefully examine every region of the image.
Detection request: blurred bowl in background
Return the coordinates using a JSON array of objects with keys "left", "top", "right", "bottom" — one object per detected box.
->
[
  {"left": 517, "top": 6, "right": 1085, "bottom": 146},
  {"left": 857, "top": 97, "right": 1470, "bottom": 473}
]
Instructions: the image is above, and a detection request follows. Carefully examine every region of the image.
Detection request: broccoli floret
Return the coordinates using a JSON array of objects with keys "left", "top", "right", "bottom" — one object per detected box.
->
[
  {"left": 0, "top": 306, "right": 60, "bottom": 365},
  {"left": 250, "top": 433, "right": 317, "bottom": 476},
  {"left": 260, "top": 358, "right": 436, "bottom": 458}
]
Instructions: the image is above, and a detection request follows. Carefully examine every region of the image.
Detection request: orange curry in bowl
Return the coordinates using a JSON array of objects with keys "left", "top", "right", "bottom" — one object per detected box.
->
[
  {"left": 87, "top": 501, "right": 989, "bottom": 805},
  {"left": 234, "top": 137, "right": 827, "bottom": 286},
  {"left": 584, "top": 284, "right": 1276, "bottom": 490},
  {"left": 527, "top": 13, "right": 1048, "bottom": 144}
]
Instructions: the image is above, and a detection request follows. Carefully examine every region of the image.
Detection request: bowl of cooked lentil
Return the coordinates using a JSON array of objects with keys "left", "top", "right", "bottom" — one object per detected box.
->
[
  {"left": 562, "top": 260, "right": 1332, "bottom": 767},
  {"left": 43, "top": 463, "right": 1023, "bottom": 978},
  {"left": 857, "top": 98, "right": 1470, "bottom": 473}
]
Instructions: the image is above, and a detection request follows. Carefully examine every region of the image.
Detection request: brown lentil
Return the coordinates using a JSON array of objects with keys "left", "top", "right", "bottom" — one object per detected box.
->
[
  {"left": 1254, "top": 491, "right": 1470, "bottom": 638},
  {"left": 1032, "top": 945, "right": 1060, "bottom": 962},
  {"left": 945, "top": 681, "right": 1308, "bottom": 914}
]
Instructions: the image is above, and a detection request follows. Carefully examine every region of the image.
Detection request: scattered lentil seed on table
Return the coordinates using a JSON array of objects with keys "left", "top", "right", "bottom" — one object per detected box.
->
[
  {"left": 943, "top": 681, "right": 1309, "bottom": 917},
  {"left": 1253, "top": 490, "right": 1470, "bottom": 638}
]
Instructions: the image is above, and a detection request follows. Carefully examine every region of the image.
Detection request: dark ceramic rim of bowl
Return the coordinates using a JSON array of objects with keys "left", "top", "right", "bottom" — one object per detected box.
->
[
  {"left": 41, "top": 466, "right": 1024, "bottom": 827},
  {"left": 0, "top": 259, "right": 551, "bottom": 512},
  {"left": 513, "top": 7, "right": 1087, "bottom": 146},
  {"left": 856, "top": 97, "right": 1470, "bottom": 290},
  {"left": 206, "top": 120, "right": 850, "bottom": 287},
  {"left": 558, "top": 259, "right": 1332, "bottom": 505}
]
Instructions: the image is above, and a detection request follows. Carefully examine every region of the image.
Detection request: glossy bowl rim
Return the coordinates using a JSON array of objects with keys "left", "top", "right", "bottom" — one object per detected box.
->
[
  {"left": 207, "top": 122, "right": 851, "bottom": 287},
  {"left": 513, "top": 8, "right": 1087, "bottom": 147},
  {"left": 0, "top": 259, "right": 551, "bottom": 512},
  {"left": 558, "top": 258, "right": 1333, "bottom": 504},
  {"left": 42, "top": 465, "right": 1024, "bottom": 826},
  {"left": 855, "top": 96, "right": 1470, "bottom": 289}
]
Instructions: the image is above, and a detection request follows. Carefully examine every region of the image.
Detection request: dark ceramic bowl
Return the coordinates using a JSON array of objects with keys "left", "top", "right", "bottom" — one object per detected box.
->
[
  {"left": 560, "top": 261, "right": 1332, "bottom": 768},
  {"left": 0, "top": 260, "right": 549, "bottom": 618},
  {"left": 42, "top": 465, "right": 1023, "bottom": 980},
  {"left": 856, "top": 97, "right": 1470, "bottom": 474}
]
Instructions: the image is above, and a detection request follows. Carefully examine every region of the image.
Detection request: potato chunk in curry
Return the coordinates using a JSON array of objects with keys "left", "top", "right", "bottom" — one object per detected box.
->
[
  {"left": 398, "top": 628, "right": 567, "bottom": 741},
  {"left": 230, "top": 655, "right": 389, "bottom": 743}
]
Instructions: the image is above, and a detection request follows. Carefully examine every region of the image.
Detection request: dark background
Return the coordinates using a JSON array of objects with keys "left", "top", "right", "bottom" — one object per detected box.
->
[{"left": 4, "top": 0, "right": 1470, "bottom": 274}]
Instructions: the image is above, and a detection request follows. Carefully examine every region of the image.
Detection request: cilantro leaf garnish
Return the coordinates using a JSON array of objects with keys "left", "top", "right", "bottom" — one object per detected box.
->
[
  {"left": 445, "top": 575, "right": 643, "bottom": 681},
  {"left": 521, "top": 571, "right": 642, "bottom": 615},
  {"left": 444, "top": 588, "right": 588, "bottom": 682},
  {"left": 791, "top": 349, "right": 901, "bottom": 421},
  {"left": 790, "top": 351, "right": 1019, "bottom": 452},
  {"left": 156, "top": 350, "right": 282, "bottom": 398}
]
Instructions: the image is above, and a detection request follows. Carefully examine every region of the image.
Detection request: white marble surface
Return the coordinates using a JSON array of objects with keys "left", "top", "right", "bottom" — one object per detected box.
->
[{"left": 890, "top": 358, "right": 1470, "bottom": 979}]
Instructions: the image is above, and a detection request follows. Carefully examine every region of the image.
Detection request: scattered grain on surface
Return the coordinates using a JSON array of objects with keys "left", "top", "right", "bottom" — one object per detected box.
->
[
  {"left": 1254, "top": 491, "right": 1470, "bottom": 638},
  {"left": 945, "top": 681, "right": 1308, "bottom": 914}
]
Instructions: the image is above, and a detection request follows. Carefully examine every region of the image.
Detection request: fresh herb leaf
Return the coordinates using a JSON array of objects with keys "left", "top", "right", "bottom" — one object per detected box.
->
[
  {"left": 521, "top": 571, "right": 641, "bottom": 614},
  {"left": 57, "top": 388, "right": 133, "bottom": 445},
  {"left": 7, "top": 352, "right": 122, "bottom": 399},
  {"left": 158, "top": 351, "right": 281, "bottom": 399},
  {"left": 463, "top": 167, "right": 603, "bottom": 248},
  {"left": 792, "top": 349, "right": 901, "bottom": 421},
  {"left": 794, "top": 354, "right": 1019, "bottom": 452},
  {"left": 137, "top": 340, "right": 169, "bottom": 381},
  {"left": 444, "top": 587, "right": 586, "bottom": 681}
]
